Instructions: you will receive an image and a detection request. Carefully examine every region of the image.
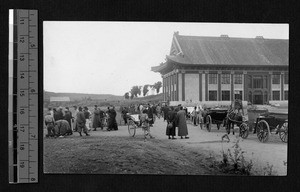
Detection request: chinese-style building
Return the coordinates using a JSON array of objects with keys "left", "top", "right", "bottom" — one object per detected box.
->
[{"left": 151, "top": 32, "right": 288, "bottom": 105}]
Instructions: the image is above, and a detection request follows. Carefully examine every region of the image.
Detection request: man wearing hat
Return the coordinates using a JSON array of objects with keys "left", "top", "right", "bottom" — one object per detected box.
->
[
  {"left": 64, "top": 107, "right": 73, "bottom": 133},
  {"left": 92, "top": 105, "right": 101, "bottom": 131},
  {"left": 76, "top": 106, "right": 90, "bottom": 136}
]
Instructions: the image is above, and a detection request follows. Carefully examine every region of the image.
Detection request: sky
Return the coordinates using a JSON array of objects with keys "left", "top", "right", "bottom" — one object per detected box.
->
[{"left": 43, "top": 22, "right": 288, "bottom": 96}]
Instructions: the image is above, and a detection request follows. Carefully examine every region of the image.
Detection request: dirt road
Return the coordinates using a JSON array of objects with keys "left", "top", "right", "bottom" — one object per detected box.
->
[
  {"left": 150, "top": 117, "right": 287, "bottom": 175},
  {"left": 44, "top": 116, "right": 287, "bottom": 175}
]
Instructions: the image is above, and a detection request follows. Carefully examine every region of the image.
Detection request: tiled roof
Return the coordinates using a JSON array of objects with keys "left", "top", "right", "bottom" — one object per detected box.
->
[{"left": 168, "top": 34, "right": 288, "bottom": 66}]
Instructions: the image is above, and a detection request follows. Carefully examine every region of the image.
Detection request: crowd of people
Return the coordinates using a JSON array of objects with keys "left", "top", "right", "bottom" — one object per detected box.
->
[
  {"left": 44, "top": 105, "right": 119, "bottom": 138},
  {"left": 45, "top": 102, "right": 206, "bottom": 140}
]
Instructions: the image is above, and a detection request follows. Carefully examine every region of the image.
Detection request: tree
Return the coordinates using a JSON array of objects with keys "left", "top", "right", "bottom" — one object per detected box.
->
[
  {"left": 143, "top": 85, "right": 150, "bottom": 96},
  {"left": 124, "top": 92, "right": 129, "bottom": 99},
  {"left": 130, "top": 85, "right": 142, "bottom": 98},
  {"left": 153, "top": 81, "right": 162, "bottom": 94}
]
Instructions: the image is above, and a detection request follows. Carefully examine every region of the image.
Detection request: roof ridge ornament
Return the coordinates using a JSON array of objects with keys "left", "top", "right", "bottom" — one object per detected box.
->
[{"left": 173, "top": 32, "right": 184, "bottom": 57}]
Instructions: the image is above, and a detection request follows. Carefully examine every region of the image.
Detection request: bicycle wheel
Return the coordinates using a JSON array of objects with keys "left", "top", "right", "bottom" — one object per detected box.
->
[{"left": 128, "top": 120, "right": 136, "bottom": 137}]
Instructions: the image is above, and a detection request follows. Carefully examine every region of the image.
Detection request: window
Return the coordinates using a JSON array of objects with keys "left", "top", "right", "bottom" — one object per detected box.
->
[
  {"left": 221, "top": 74, "right": 230, "bottom": 84},
  {"left": 234, "top": 74, "right": 242, "bottom": 84},
  {"left": 248, "top": 75, "right": 252, "bottom": 88},
  {"left": 209, "top": 74, "right": 217, "bottom": 84},
  {"left": 284, "top": 91, "right": 288, "bottom": 100},
  {"left": 222, "top": 91, "right": 230, "bottom": 101},
  {"left": 264, "top": 91, "right": 268, "bottom": 104},
  {"left": 253, "top": 76, "right": 263, "bottom": 88},
  {"left": 234, "top": 91, "right": 243, "bottom": 100},
  {"left": 263, "top": 76, "right": 268, "bottom": 88},
  {"left": 209, "top": 91, "right": 217, "bottom": 101},
  {"left": 272, "top": 74, "right": 280, "bottom": 84},
  {"left": 249, "top": 91, "right": 252, "bottom": 104},
  {"left": 272, "top": 91, "right": 280, "bottom": 100},
  {"left": 284, "top": 74, "right": 288, "bottom": 84}
]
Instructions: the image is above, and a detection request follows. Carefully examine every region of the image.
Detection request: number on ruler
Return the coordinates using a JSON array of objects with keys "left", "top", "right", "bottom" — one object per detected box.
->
[
  {"left": 20, "top": 144, "right": 25, "bottom": 150},
  {"left": 20, "top": 126, "right": 25, "bottom": 132},
  {"left": 19, "top": 54, "right": 25, "bottom": 61},
  {"left": 19, "top": 18, "right": 25, "bottom": 25},
  {"left": 20, "top": 72, "right": 25, "bottom": 79},
  {"left": 20, "top": 108, "right": 25, "bottom": 115},
  {"left": 20, "top": 161, "right": 25, "bottom": 168},
  {"left": 30, "top": 89, "right": 35, "bottom": 93},
  {"left": 20, "top": 90, "right": 25, "bottom": 97},
  {"left": 19, "top": 36, "right": 25, "bottom": 43}
]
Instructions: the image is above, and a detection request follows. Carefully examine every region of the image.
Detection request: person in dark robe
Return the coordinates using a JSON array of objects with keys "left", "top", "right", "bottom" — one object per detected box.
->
[
  {"left": 176, "top": 106, "right": 189, "bottom": 139},
  {"left": 92, "top": 105, "right": 101, "bottom": 131},
  {"left": 121, "top": 107, "right": 128, "bottom": 125},
  {"left": 76, "top": 107, "right": 90, "bottom": 136},
  {"left": 166, "top": 106, "right": 177, "bottom": 139},
  {"left": 64, "top": 107, "right": 73, "bottom": 134},
  {"left": 147, "top": 104, "right": 154, "bottom": 127},
  {"left": 106, "top": 107, "right": 111, "bottom": 129},
  {"left": 163, "top": 105, "right": 170, "bottom": 122},
  {"left": 99, "top": 108, "right": 105, "bottom": 129},
  {"left": 152, "top": 104, "right": 157, "bottom": 118},
  {"left": 53, "top": 108, "right": 59, "bottom": 121},
  {"left": 56, "top": 107, "right": 64, "bottom": 120},
  {"left": 108, "top": 106, "right": 118, "bottom": 131}
]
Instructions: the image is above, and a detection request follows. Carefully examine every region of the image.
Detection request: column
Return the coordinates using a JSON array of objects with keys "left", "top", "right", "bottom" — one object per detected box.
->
[
  {"left": 205, "top": 71, "right": 208, "bottom": 101},
  {"left": 199, "top": 72, "right": 202, "bottom": 101},
  {"left": 281, "top": 72, "right": 284, "bottom": 100},
  {"left": 172, "top": 74, "right": 175, "bottom": 101},
  {"left": 176, "top": 72, "right": 179, "bottom": 101},
  {"left": 218, "top": 71, "right": 221, "bottom": 101},
  {"left": 163, "top": 77, "right": 165, "bottom": 101},
  {"left": 231, "top": 72, "right": 234, "bottom": 101},
  {"left": 170, "top": 74, "right": 173, "bottom": 101},
  {"left": 243, "top": 71, "right": 247, "bottom": 101},
  {"left": 182, "top": 72, "right": 185, "bottom": 101},
  {"left": 269, "top": 72, "right": 272, "bottom": 101}
]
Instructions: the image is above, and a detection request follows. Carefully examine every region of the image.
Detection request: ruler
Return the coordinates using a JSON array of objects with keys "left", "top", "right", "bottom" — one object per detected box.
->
[{"left": 9, "top": 9, "right": 38, "bottom": 183}]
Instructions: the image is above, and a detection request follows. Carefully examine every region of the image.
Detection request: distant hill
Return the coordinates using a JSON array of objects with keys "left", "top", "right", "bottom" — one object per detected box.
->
[
  {"left": 44, "top": 91, "right": 124, "bottom": 101},
  {"left": 44, "top": 91, "right": 163, "bottom": 102},
  {"left": 44, "top": 91, "right": 164, "bottom": 108}
]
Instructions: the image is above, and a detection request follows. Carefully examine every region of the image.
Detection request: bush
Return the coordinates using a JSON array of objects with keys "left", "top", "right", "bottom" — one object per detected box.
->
[
  {"left": 219, "top": 139, "right": 253, "bottom": 175},
  {"left": 263, "top": 162, "right": 277, "bottom": 176}
]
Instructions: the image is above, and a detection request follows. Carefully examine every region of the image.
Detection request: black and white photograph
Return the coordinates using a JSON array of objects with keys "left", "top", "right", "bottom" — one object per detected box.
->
[{"left": 42, "top": 22, "right": 288, "bottom": 176}]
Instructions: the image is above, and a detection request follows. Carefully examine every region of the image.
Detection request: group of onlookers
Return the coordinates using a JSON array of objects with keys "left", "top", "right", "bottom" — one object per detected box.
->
[
  {"left": 44, "top": 105, "right": 119, "bottom": 138},
  {"left": 190, "top": 106, "right": 204, "bottom": 127},
  {"left": 164, "top": 105, "right": 189, "bottom": 139}
]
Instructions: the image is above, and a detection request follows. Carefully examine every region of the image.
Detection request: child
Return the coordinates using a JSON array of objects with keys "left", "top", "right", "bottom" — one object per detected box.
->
[{"left": 139, "top": 109, "right": 155, "bottom": 141}]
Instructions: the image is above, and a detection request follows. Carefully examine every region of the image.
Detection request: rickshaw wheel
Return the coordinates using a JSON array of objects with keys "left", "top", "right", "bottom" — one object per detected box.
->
[
  {"left": 206, "top": 115, "right": 212, "bottom": 132},
  {"left": 128, "top": 120, "right": 136, "bottom": 137},
  {"left": 257, "top": 120, "right": 270, "bottom": 143},
  {"left": 279, "top": 122, "right": 288, "bottom": 143},
  {"left": 239, "top": 122, "right": 249, "bottom": 139}
]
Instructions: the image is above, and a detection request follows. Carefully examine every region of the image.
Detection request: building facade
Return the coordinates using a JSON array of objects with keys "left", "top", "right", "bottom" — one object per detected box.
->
[{"left": 152, "top": 32, "right": 288, "bottom": 105}]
